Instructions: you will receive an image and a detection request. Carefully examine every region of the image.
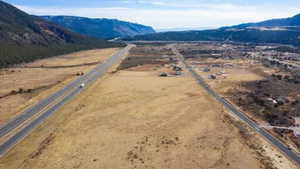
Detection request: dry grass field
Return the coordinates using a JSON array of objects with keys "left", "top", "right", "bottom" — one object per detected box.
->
[
  {"left": 188, "top": 58, "right": 268, "bottom": 94},
  {"left": 0, "top": 45, "right": 297, "bottom": 169},
  {"left": 0, "top": 48, "right": 119, "bottom": 124}
]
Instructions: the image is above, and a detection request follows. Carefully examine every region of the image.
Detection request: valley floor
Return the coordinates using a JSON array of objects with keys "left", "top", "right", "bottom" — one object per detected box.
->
[{"left": 0, "top": 43, "right": 297, "bottom": 168}]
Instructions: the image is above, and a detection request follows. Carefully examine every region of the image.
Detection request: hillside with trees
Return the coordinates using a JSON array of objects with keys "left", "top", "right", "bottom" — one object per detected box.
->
[
  {"left": 41, "top": 16, "right": 156, "bottom": 40},
  {"left": 0, "top": 1, "right": 124, "bottom": 68},
  {"left": 125, "top": 14, "right": 300, "bottom": 46}
]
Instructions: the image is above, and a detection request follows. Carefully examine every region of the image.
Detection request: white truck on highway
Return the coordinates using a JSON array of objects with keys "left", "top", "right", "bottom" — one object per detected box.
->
[{"left": 80, "top": 83, "right": 85, "bottom": 88}]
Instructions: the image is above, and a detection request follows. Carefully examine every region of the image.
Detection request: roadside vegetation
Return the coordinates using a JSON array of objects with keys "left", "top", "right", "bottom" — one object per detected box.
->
[
  {"left": 0, "top": 42, "right": 124, "bottom": 68},
  {"left": 125, "top": 29, "right": 300, "bottom": 46}
]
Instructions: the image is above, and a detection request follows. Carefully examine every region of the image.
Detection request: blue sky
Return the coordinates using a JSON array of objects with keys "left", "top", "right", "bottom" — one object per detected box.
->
[{"left": 4, "top": 0, "right": 300, "bottom": 29}]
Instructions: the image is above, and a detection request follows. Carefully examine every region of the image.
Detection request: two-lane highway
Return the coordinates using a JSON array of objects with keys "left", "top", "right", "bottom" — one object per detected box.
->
[
  {"left": 171, "top": 45, "right": 300, "bottom": 166},
  {"left": 0, "top": 45, "right": 134, "bottom": 156}
]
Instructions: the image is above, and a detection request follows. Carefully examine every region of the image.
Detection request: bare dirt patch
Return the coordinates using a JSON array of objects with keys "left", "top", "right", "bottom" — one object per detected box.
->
[{"left": 117, "top": 45, "right": 176, "bottom": 71}]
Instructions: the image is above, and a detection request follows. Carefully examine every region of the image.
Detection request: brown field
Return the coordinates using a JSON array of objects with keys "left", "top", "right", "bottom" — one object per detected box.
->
[
  {"left": 188, "top": 58, "right": 268, "bottom": 95},
  {"left": 0, "top": 45, "right": 297, "bottom": 169},
  {"left": 0, "top": 48, "right": 119, "bottom": 124}
]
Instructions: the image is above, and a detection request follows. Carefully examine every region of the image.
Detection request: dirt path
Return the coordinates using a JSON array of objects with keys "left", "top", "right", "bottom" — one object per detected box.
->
[{"left": 0, "top": 69, "right": 274, "bottom": 169}]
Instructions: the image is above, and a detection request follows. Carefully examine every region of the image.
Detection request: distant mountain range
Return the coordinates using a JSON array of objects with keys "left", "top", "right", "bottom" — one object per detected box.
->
[
  {"left": 126, "top": 14, "right": 300, "bottom": 46},
  {"left": 156, "top": 27, "right": 215, "bottom": 32},
  {"left": 222, "top": 14, "right": 300, "bottom": 29},
  {"left": 41, "top": 16, "right": 156, "bottom": 40},
  {"left": 0, "top": 1, "right": 123, "bottom": 67}
]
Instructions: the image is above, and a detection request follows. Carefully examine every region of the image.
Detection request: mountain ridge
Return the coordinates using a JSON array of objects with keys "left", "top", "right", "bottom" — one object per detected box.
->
[
  {"left": 41, "top": 16, "right": 156, "bottom": 40},
  {"left": 222, "top": 13, "right": 300, "bottom": 29},
  {"left": 125, "top": 13, "right": 300, "bottom": 46}
]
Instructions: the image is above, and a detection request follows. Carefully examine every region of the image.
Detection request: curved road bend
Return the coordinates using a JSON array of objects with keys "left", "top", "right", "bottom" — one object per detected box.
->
[
  {"left": 0, "top": 45, "right": 134, "bottom": 156},
  {"left": 171, "top": 45, "right": 300, "bottom": 166}
]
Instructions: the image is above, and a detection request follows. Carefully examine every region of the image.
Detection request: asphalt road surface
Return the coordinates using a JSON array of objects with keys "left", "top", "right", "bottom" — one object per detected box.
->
[
  {"left": 0, "top": 45, "right": 134, "bottom": 156},
  {"left": 171, "top": 45, "right": 300, "bottom": 166}
]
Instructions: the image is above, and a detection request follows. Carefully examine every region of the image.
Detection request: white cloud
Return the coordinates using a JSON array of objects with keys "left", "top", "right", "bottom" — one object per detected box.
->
[{"left": 16, "top": 4, "right": 300, "bottom": 29}]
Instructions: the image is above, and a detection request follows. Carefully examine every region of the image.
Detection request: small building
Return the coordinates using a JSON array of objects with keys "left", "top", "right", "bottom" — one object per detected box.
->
[
  {"left": 265, "top": 98, "right": 278, "bottom": 107},
  {"left": 160, "top": 72, "right": 168, "bottom": 77},
  {"left": 203, "top": 67, "right": 210, "bottom": 72},
  {"left": 175, "top": 71, "right": 182, "bottom": 76},
  {"left": 173, "top": 66, "right": 183, "bottom": 71},
  {"left": 294, "top": 130, "right": 300, "bottom": 138},
  {"left": 212, "top": 64, "right": 221, "bottom": 67},
  {"left": 209, "top": 74, "right": 217, "bottom": 80}
]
